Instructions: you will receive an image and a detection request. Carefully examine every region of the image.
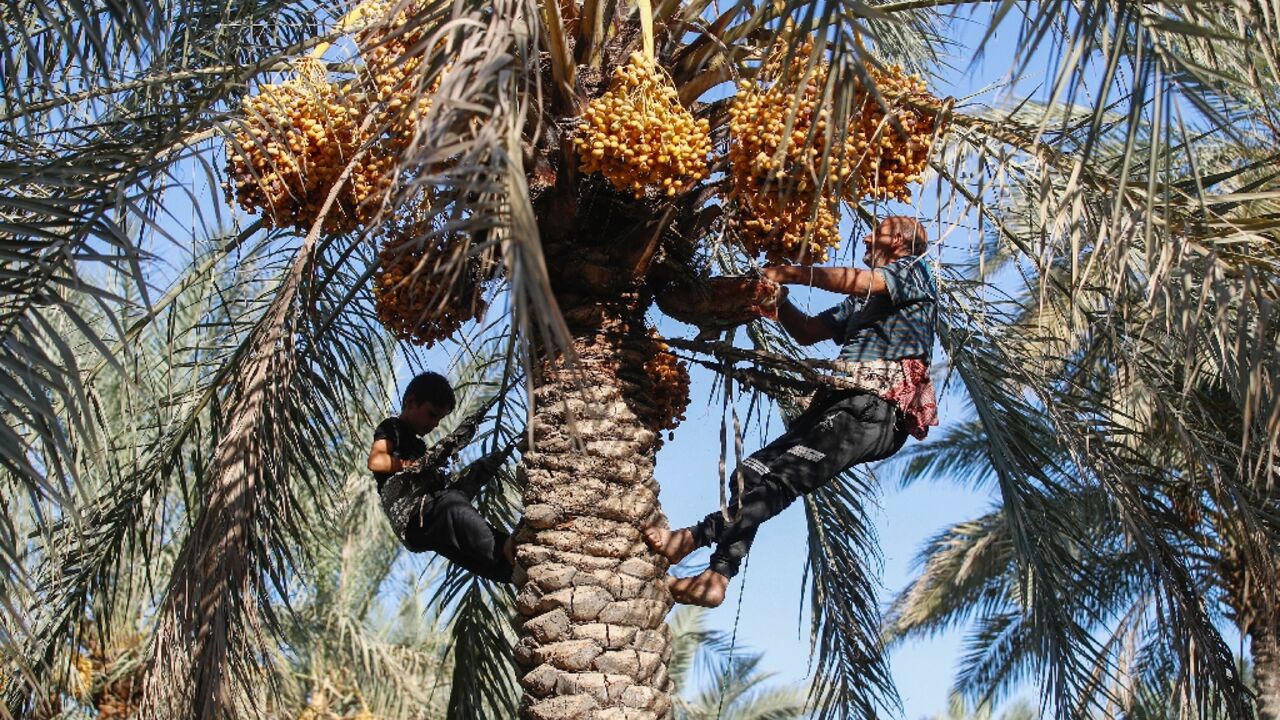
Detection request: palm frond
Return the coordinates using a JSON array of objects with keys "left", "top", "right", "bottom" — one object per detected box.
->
[
  {"left": 668, "top": 606, "right": 808, "bottom": 720},
  {"left": 431, "top": 462, "right": 522, "bottom": 720},
  {"left": 271, "top": 474, "right": 451, "bottom": 719},
  {"left": 889, "top": 418, "right": 1001, "bottom": 491},
  {"left": 883, "top": 508, "right": 1016, "bottom": 644},
  {"left": 1, "top": 234, "right": 269, "bottom": 716},
  {"left": 0, "top": 0, "right": 336, "bottom": 505}
]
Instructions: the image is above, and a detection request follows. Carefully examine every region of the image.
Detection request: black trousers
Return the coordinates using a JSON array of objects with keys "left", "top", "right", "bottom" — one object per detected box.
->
[
  {"left": 380, "top": 469, "right": 513, "bottom": 583},
  {"left": 405, "top": 489, "right": 513, "bottom": 583},
  {"left": 689, "top": 390, "right": 909, "bottom": 578}
]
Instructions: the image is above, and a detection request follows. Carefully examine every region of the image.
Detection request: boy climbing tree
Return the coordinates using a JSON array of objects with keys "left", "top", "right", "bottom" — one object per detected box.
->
[
  {"left": 645, "top": 216, "right": 940, "bottom": 607},
  {"left": 368, "top": 371, "right": 516, "bottom": 582}
]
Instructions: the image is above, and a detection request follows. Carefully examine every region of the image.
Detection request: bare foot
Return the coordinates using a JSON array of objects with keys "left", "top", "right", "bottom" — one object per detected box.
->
[
  {"left": 642, "top": 525, "right": 697, "bottom": 565},
  {"left": 668, "top": 570, "right": 729, "bottom": 608}
]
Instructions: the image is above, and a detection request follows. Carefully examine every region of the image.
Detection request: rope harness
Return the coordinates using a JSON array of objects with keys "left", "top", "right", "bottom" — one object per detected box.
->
[{"left": 665, "top": 335, "right": 875, "bottom": 403}]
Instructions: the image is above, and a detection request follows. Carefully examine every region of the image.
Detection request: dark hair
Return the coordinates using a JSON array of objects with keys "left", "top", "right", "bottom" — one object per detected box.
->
[{"left": 403, "top": 371, "right": 456, "bottom": 410}]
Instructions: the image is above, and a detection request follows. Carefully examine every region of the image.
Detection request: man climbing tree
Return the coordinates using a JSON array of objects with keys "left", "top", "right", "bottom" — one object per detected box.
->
[
  {"left": 368, "top": 371, "right": 516, "bottom": 582},
  {"left": 644, "top": 216, "right": 940, "bottom": 607}
]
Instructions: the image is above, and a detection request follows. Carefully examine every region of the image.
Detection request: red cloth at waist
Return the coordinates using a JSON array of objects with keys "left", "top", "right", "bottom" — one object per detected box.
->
[{"left": 880, "top": 358, "right": 939, "bottom": 440}]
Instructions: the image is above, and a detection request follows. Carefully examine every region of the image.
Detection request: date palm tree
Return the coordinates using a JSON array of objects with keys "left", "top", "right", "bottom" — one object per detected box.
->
[{"left": 4, "top": 1, "right": 1280, "bottom": 719}]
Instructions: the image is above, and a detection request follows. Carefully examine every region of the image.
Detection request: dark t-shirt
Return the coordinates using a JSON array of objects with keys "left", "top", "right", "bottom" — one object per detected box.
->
[{"left": 372, "top": 416, "right": 427, "bottom": 486}]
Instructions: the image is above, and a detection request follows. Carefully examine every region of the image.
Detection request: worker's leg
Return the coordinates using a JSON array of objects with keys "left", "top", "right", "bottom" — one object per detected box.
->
[
  {"left": 644, "top": 391, "right": 839, "bottom": 564},
  {"left": 655, "top": 389, "right": 834, "bottom": 558},
  {"left": 678, "top": 391, "right": 855, "bottom": 564},
  {"left": 407, "top": 490, "right": 515, "bottom": 583},
  {"left": 696, "top": 392, "right": 908, "bottom": 578},
  {"left": 452, "top": 447, "right": 513, "bottom": 500}
]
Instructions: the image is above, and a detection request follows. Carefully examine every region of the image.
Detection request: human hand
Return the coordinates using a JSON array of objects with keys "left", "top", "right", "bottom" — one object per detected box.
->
[{"left": 474, "top": 451, "right": 505, "bottom": 474}]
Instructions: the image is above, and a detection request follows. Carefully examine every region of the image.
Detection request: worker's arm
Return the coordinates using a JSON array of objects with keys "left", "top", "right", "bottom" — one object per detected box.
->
[
  {"left": 774, "top": 289, "right": 836, "bottom": 346},
  {"left": 452, "top": 444, "right": 516, "bottom": 498},
  {"left": 367, "top": 438, "right": 408, "bottom": 474},
  {"left": 761, "top": 265, "right": 889, "bottom": 295}
]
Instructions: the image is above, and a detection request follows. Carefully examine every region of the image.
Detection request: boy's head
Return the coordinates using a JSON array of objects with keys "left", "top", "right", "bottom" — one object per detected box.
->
[{"left": 400, "top": 371, "right": 456, "bottom": 434}]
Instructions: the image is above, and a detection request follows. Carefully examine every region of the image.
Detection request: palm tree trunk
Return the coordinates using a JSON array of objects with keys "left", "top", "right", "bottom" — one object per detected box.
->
[
  {"left": 1251, "top": 618, "right": 1280, "bottom": 720},
  {"left": 1220, "top": 536, "right": 1280, "bottom": 718},
  {"left": 513, "top": 324, "right": 675, "bottom": 720}
]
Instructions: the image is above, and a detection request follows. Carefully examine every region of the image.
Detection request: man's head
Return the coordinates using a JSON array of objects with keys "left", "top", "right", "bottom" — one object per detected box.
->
[
  {"left": 861, "top": 216, "right": 929, "bottom": 268},
  {"left": 400, "top": 371, "right": 456, "bottom": 435}
]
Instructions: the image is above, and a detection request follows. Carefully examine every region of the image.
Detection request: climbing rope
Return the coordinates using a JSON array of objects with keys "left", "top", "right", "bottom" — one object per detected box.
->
[
  {"left": 715, "top": 553, "right": 750, "bottom": 720},
  {"left": 717, "top": 336, "right": 746, "bottom": 524}
]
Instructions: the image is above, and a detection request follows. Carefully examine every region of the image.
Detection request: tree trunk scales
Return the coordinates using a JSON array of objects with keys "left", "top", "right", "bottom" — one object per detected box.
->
[{"left": 513, "top": 330, "right": 676, "bottom": 719}]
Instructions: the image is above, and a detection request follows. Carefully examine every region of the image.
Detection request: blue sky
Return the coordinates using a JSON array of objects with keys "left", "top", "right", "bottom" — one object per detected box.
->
[
  {"left": 636, "top": 8, "right": 1056, "bottom": 718},
  {"left": 650, "top": 337, "right": 991, "bottom": 719}
]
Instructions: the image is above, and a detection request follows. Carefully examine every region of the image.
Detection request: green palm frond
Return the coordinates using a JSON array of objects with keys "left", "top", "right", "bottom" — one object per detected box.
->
[
  {"left": 431, "top": 464, "right": 522, "bottom": 720},
  {"left": 888, "top": 166, "right": 1276, "bottom": 714},
  {"left": 667, "top": 606, "right": 733, "bottom": 696},
  {"left": 140, "top": 223, "right": 386, "bottom": 714},
  {"left": 800, "top": 469, "right": 900, "bottom": 719},
  {"left": 668, "top": 607, "right": 808, "bottom": 720},
  {"left": 929, "top": 692, "right": 1041, "bottom": 720},
  {"left": 0, "top": 0, "right": 337, "bottom": 521},
  {"left": 680, "top": 656, "right": 808, "bottom": 720},
  {"left": 268, "top": 476, "right": 451, "bottom": 718},
  {"left": 2, "top": 236, "right": 256, "bottom": 715},
  {"left": 883, "top": 508, "right": 1016, "bottom": 644}
]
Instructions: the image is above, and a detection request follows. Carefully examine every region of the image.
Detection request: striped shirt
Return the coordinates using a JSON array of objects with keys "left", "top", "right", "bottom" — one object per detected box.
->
[{"left": 816, "top": 255, "right": 937, "bottom": 364}]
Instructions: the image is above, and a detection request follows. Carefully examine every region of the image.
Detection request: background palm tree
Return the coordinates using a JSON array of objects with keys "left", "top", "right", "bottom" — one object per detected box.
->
[
  {"left": 926, "top": 694, "right": 1037, "bottom": 720},
  {"left": 4, "top": 0, "right": 1280, "bottom": 719},
  {"left": 885, "top": 424, "right": 1275, "bottom": 718},
  {"left": 666, "top": 607, "right": 808, "bottom": 720},
  {"left": 884, "top": 115, "right": 1280, "bottom": 715}
]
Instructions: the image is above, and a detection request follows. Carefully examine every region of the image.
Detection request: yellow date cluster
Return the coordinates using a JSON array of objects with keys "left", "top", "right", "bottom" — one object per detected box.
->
[
  {"left": 372, "top": 211, "right": 488, "bottom": 347},
  {"left": 224, "top": 61, "right": 393, "bottom": 235},
  {"left": 851, "top": 65, "right": 940, "bottom": 202},
  {"left": 641, "top": 331, "right": 691, "bottom": 433},
  {"left": 225, "top": 0, "right": 444, "bottom": 237},
  {"left": 67, "top": 636, "right": 144, "bottom": 720},
  {"left": 355, "top": 0, "right": 438, "bottom": 144},
  {"left": 728, "top": 39, "right": 944, "bottom": 264},
  {"left": 576, "top": 52, "right": 711, "bottom": 199},
  {"left": 727, "top": 41, "right": 839, "bottom": 263}
]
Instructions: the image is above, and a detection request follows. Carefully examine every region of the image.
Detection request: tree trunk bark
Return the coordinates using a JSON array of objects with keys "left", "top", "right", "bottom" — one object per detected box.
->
[
  {"left": 1251, "top": 618, "right": 1280, "bottom": 720},
  {"left": 1220, "top": 539, "right": 1280, "bottom": 719},
  {"left": 513, "top": 326, "right": 675, "bottom": 720}
]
